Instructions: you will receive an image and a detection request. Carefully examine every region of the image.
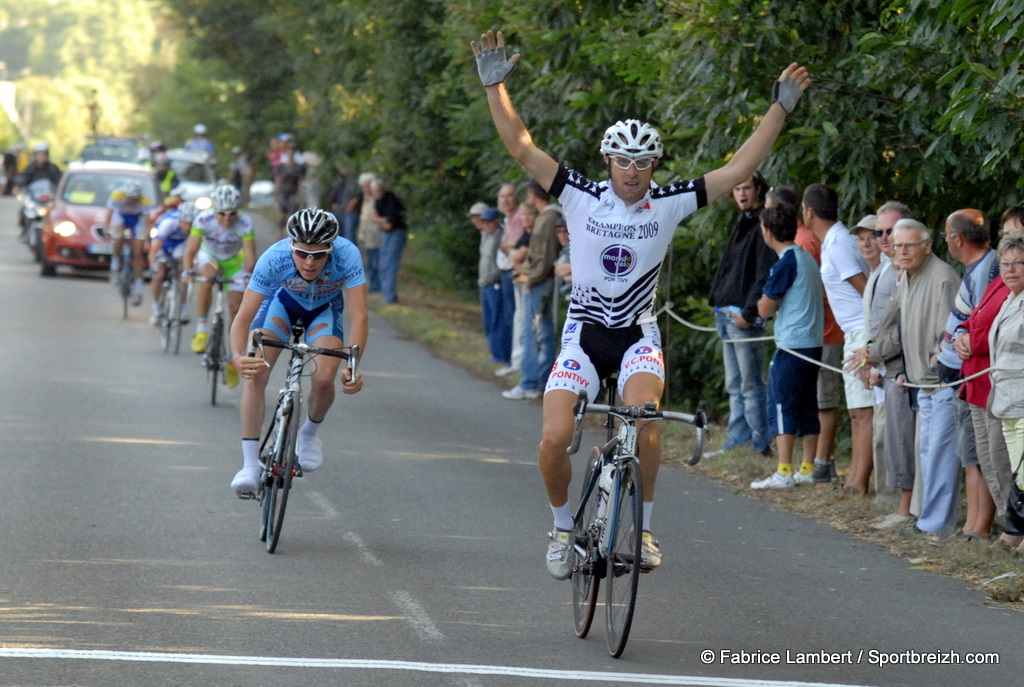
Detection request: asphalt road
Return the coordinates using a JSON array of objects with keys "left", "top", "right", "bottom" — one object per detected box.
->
[{"left": 0, "top": 195, "right": 1017, "bottom": 686}]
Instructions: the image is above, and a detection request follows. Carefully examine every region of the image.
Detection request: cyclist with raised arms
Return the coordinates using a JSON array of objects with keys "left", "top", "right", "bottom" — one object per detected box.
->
[
  {"left": 148, "top": 200, "right": 196, "bottom": 325},
  {"left": 183, "top": 184, "right": 257, "bottom": 387},
  {"left": 105, "top": 181, "right": 154, "bottom": 306},
  {"left": 228, "top": 208, "right": 368, "bottom": 496},
  {"left": 470, "top": 30, "right": 810, "bottom": 579}
]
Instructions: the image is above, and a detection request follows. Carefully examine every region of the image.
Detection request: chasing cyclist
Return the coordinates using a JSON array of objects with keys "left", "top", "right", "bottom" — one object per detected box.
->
[
  {"left": 182, "top": 184, "right": 257, "bottom": 387},
  {"left": 105, "top": 182, "right": 154, "bottom": 306},
  {"left": 471, "top": 29, "right": 810, "bottom": 578},
  {"left": 148, "top": 200, "right": 196, "bottom": 325},
  {"left": 228, "top": 208, "right": 368, "bottom": 496}
]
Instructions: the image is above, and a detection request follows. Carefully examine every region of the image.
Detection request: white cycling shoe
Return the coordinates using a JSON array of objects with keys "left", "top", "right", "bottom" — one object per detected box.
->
[
  {"left": 297, "top": 434, "right": 323, "bottom": 472},
  {"left": 230, "top": 466, "right": 260, "bottom": 496}
]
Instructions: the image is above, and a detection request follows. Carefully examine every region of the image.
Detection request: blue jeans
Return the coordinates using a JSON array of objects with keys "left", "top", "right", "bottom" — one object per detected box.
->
[
  {"left": 342, "top": 211, "right": 359, "bottom": 248},
  {"left": 916, "top": 387, "right": 960, "bottom": 535},
  {"left": 715, "top": 310, "right": 769, "bottom": 452},
  {"left": 519, "top": 278, "right": 556, "bottom": 391},
  {"left": 364, "top": 248, "right": 381, "bottom": 293},
  {"left": 379, "top": 229, "right": 406, "bottom": 303},
  {"left": 480, "top": 280, "right": 513, "bottom": 365}
]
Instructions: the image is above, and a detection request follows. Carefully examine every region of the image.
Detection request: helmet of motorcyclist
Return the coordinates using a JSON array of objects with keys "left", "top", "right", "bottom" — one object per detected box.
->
[
  {"left": 599, "top": 119, "right": 663, "bottom": 161},
  {"left": 286, "top": 208, "right": 339, "bottom": 245},
  {"left": 194, "top": 124, "right": 207, "bottom": 136},
  {"left": 32, "top": 142, "right": 49, "bottom": 154},
  {"left": 210, "top": 184, "right": 241, "bottom": 213}
]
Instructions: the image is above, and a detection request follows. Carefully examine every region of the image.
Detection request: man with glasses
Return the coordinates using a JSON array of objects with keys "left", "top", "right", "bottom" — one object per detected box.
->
[
  {"left": 228, "top": 208, "right": 367, "bottom": 496},
  {"left": 182, "top": 185, "right": 257, "bottom": 388},
  {"left": 471, "top": 29, "right": 810, "bottom": 577},
  {"left": 886, "top": 219, "right": 960, "bottom": 536}
]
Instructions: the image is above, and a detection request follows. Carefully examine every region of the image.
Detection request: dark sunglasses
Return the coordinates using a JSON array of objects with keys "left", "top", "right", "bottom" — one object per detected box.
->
[
  {"left": 217, "top": 211, "right": 238, "bottom": 217},
  {"left": 872, "top": 229, "right": 894, "bottom": 238}
]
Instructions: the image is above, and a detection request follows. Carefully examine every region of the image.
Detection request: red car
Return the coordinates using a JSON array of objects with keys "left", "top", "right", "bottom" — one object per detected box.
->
[{"left": 40, "top": 161, "right": 158, "bottom": 277}]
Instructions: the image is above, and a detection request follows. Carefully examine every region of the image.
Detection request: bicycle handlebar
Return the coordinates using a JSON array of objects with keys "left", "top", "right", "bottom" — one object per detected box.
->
[
  {"left": 566, "top": 392, "right": 708, "bottom": 466},
  {"left": 249, "top": 330, "right": 359, "bottom": 380}
]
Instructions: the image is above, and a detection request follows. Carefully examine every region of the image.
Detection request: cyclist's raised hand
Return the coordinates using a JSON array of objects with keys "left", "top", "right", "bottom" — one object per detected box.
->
[
  {"left": 471, "top": 30, "right": 519, "bottom": 87},
  {"left": 340, "top": 368, "right": 363, "bottom": 395},
  {"left": 772, "top": 63, "right": 812, "bottom": 114}
]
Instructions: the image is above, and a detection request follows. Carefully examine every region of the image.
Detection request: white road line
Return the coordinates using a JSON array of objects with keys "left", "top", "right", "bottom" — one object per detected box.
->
[
  {"left": 306, "top": 491, "right": 339, "bottom": 518},
  {"left": 0, "top": 649, "right": 880, "bottom": 686},
  {"left": 388, "top": 590, "right": 444, "bottom": 642},
  {"left": 342, "top": 531, "right": 383, "bottom": 567}
]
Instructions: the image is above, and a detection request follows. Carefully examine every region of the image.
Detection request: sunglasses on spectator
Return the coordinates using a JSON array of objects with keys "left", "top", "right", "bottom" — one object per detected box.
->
[
  {"left": 292, "top": 245, "right": 333, "bottom": 261},
  {"left": 609, "top": 156, "right": 656, "bottom": 171},
  {"left": 872, "top": 229, "right": 895, "bottom": 238}
]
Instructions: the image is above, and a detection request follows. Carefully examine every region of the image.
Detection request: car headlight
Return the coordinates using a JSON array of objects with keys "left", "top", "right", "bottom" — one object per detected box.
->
[
  {"left": 54, "top": 221, "right": 78, "bottom": 237},
  {"left": 195, "top": 196, "right": 212, "bottom": 210}
]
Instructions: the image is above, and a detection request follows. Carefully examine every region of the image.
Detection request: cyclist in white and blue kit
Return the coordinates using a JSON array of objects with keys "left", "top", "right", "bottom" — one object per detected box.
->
[
  {"left": 228, "top": 208, "right": 368, "bottom": 496},
  {"left": 471, "top": 29, "right": 810, "bottom": 579},
  {"left": 148, "top": 200, "right": 195, "bottom": 325}
]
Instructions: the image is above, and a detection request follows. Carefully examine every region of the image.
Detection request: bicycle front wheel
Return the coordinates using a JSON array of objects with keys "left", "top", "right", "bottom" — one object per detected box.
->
[
  {"left": 120, "top": 268, "right": 130, "bottom": 320},
  {"left": 207, "top": 316, "right": 223, "bottom": 406},
  {"left": 169, "top": 284, "right": 182, "bottom": 355},
  {"left": 159, "top": 280, "right": 172, "bottom": 353},
  {"left": 571, "top": 448, "right": 602, "bottom": 639},
  {"left": 605, "top": 459, "right": 643, "bottom": 658},
  {"left": 265, "top": 407, "right": 297, "bottom": 554}
]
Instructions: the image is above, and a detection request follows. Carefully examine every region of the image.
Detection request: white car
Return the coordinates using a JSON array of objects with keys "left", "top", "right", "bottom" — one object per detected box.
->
[{"left": 165, "top": 148, "right": 219, "bottom": 210}]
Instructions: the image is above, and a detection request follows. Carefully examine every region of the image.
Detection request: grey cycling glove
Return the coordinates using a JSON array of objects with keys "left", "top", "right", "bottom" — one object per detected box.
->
[
  {"left": 772, "top": 76, "right": 802, "bottom": 114},
  {"left": 476, "top": 44, "right": 517, "bottom": 87}
]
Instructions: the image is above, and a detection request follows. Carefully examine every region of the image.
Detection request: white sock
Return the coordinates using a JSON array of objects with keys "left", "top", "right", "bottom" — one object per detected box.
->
[
  {"left": 241, "top": 439, "right": 259, "bottom": 471},
  {"left": 196, "top": 319, "right": 207, "bottom": 334},
  {"left": 551, "top": 503, "right": 574, "bottom": 532},
  {"left": 300, "top": 416, "right": 321, "bottom": 439},
  {"left": 643, "top": 502, "right": 654, "bottom": 532}
]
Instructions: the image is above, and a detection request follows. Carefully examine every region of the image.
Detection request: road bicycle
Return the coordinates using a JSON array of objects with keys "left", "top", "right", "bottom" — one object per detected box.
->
[
  {"left": 155, "top": 257, "right": 185, "bottom": 354},
  {"left": 114, "top": 240, "right": 133, "bottom": 320},
  {"left": 566, "top": 387, "right": 707, "bottom": 658},
  {"left": 245, "top": 325, "right": 358, "bottom": 554},
  {"left": 191, "top": 274, "right": 247, "bottom": 406}
]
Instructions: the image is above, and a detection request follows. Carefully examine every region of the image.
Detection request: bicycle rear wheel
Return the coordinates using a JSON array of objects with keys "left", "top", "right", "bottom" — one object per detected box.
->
[
  {"left": 605, "top": 459, "right": 643, "bottom": 658},
  {"left": 264, "top": 407, "right": 297, "bottom": 553},
  {"left": 571, "top": 448, "right": 602, "bottom": 638}
]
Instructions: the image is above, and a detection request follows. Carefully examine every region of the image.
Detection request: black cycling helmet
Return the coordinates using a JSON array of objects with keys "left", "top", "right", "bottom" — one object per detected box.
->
[{"left": 286, "top": 208, "right": 339, "bottom": 245}]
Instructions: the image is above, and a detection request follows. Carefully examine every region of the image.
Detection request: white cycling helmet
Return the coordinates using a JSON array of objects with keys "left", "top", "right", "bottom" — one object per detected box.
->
[
  {"left": 123, "top": 182, "right": 143, "bottom": 199},
  {"left": 178, "top": 201, "right": 198, "bottom": 224},
  {"left": 210, "top": 184, "right": 241, "bottom": 212},
  {"left": 286, "top": 208, "right": 339, "bottom": 245},
  {"left": 599, "top": 119, "right": 663, "bottom": 160}
]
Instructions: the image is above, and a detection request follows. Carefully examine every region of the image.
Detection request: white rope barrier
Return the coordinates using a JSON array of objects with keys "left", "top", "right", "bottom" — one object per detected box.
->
[{"left": 657, "top": 300, "right": 1019, "bottom": 393}]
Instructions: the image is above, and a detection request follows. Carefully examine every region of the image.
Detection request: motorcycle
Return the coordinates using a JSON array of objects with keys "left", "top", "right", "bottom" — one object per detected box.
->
[{"left": 19, "top": 178, "right": 55, "bottom": 262}]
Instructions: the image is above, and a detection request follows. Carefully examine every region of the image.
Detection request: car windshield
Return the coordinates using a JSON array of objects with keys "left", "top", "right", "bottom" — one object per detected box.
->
[
  {"left": 61, "top": 173, "right": 158, "bottom": 207},
  {"left": 170, "top": 160, "right": 213, "bottom": 183},
  {"left": 79, "top": 143, "right": 140, "bottom": 164}
]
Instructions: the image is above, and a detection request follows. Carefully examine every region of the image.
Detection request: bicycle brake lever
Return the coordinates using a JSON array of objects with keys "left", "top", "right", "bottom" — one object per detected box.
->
[
  {"left": 687, "top": 400, "right": 708, "bottom": 466},
  {"left": 566, "top": 391, "right": 588, "bottom": 455}
]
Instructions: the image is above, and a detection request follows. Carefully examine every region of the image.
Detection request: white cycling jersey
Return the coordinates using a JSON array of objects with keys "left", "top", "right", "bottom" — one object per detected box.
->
[
  {"left": 190, "top": 209, "right": 255, "bottom": 261},
  {"left": 551, "top": 165, "right": 707, "bottom": 328}
]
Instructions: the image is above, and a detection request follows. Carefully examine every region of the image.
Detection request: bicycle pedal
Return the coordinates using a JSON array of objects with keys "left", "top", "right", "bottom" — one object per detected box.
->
[{"left": 236, "top": 490, "right": 256, "bottom": 500}]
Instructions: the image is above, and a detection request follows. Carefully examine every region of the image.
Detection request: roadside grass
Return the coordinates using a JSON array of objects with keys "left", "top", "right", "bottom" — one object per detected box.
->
[{"left": 370, "top": 249, "right": 1024, "bottom": 607}]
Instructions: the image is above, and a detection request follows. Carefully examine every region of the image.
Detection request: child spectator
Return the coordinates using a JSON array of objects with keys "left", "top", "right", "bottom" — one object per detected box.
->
[{"left": 751, "top": 204, "right": 825, "bottom": 489}]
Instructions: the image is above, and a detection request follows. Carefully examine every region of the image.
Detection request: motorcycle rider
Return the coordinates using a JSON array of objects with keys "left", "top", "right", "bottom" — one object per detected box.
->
[{"left": 18, "top": 143, "right": 62, "bottom": 241}]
